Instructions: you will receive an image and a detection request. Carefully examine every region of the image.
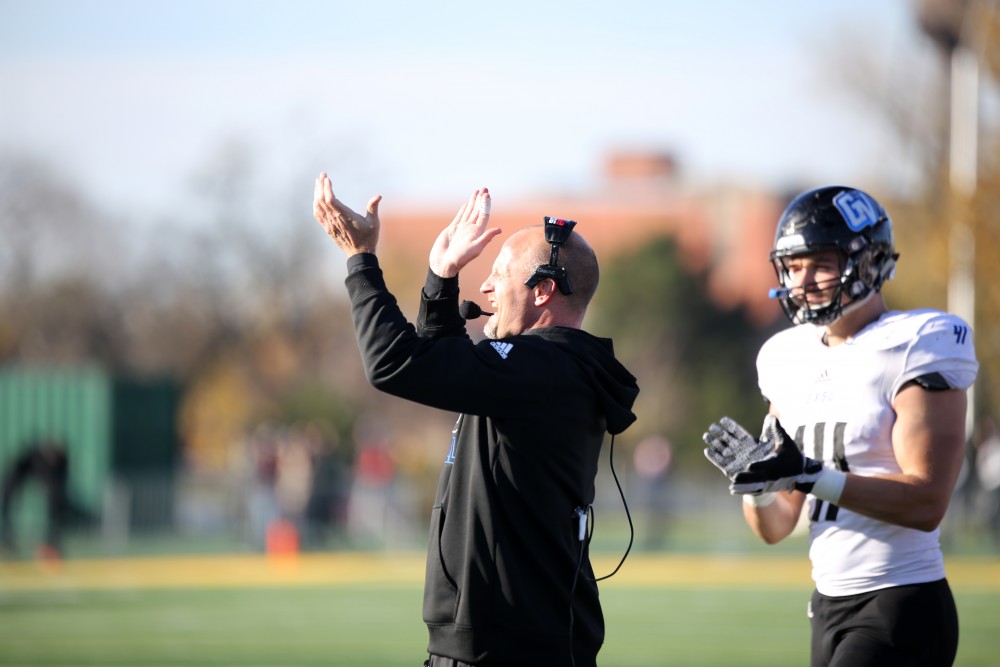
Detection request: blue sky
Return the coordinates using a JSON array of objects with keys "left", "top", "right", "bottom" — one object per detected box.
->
[{"left": 0, "top": 0, "right": 922, "bottom": 215}]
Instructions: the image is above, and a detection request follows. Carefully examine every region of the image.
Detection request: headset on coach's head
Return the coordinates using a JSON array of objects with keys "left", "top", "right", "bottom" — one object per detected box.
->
[{"left": 525, "top": 216, "right": 577, "bottom": 295}]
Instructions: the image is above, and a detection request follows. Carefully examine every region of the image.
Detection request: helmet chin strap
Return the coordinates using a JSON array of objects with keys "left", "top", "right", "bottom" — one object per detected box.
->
[{"left": 829, "top": 289, "right": 877, "bottom": 325}]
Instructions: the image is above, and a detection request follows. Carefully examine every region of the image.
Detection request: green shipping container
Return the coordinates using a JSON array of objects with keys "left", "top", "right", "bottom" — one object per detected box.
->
[{"left": 0, "top": 365, "right": 180, "bottom": 553}]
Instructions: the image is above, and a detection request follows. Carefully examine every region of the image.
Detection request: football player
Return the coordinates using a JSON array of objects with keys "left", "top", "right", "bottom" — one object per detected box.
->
[{"left": 703, "top": 185, "right": 978, "bottom": 667}]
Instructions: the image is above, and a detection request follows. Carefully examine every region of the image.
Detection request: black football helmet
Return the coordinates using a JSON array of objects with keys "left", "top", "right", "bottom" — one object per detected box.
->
[{"left": 769, "top": 185, "right": 899, "bottom": 325}]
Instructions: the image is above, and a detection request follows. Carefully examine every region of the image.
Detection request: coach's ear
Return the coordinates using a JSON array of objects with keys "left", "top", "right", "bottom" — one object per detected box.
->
[{"left": 532, "top": 278, "right": 556, "bottom": 306}]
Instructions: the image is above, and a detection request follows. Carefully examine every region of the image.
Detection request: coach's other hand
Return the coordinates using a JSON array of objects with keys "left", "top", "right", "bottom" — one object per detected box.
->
[{"left": 313, "top": 172, "right": 382, "bottom": 256}]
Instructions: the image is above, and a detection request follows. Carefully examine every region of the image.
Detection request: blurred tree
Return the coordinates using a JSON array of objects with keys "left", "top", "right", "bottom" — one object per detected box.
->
[
  {"left": 967, "top": 0, "right": 1000, "bottom": 420},
  {"left": 0, "top": 144, "right": 374, "bottom": 475},
  {"left": 591, "top": 235, "right": 778, "bottom": 467},
  {"left": 0, "top": 154, "right": 117, "bottom": 292},
  {"left": 166, "top": 139, "right": 371, "bottom": 472},
  {"left": 911, "top": 0, "right": 1000, "bottom": 427},
  {"left": 823, "top": 0, "right": 1000, "bottom": 425},
  {"left": 0, "top": 154, "right": 124, "bottom": 363}
]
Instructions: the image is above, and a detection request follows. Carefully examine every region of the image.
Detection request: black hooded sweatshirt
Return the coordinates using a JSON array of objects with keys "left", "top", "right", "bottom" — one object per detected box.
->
[{"left": 345, "top": 253, "right": 639, "bottom": 667}]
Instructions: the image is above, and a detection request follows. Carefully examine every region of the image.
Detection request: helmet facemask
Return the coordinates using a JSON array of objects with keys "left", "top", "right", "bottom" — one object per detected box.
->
[{"left": 771, "top": 240, "right": 897, "bottom": 326}]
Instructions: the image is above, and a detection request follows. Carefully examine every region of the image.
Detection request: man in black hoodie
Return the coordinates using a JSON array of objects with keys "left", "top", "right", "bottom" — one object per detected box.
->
[{"left": 313, "top": 174, "right": 639, "bottom": 667}]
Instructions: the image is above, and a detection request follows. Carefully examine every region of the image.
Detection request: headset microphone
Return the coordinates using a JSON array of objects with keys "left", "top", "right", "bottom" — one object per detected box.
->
[{"left": 459, "top": 300, "right": 494, "bottom": 320}]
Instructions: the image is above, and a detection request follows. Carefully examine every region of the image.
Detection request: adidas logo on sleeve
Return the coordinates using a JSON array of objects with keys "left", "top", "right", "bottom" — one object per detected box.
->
[{"left": 490, "top": 341, "right": 513, "bottom": 359}]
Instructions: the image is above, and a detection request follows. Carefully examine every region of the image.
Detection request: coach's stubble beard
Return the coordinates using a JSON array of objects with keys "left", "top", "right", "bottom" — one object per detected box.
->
[{"left": 483, "top": 313, "right": 498, "bottom": 340}]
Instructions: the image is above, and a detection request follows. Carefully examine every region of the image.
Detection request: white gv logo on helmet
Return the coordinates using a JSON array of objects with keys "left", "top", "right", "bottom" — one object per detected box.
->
[{"left": 833, "top": 190, "right": 880, "bottom": 231}]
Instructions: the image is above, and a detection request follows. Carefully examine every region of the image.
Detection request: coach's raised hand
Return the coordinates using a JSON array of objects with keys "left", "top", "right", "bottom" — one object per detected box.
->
[
  {"left": 313, "top": 171, "right": 382, "bottom": 256},
  {"left": 429, "top": 187, "right": 502, "bottom": 279}
]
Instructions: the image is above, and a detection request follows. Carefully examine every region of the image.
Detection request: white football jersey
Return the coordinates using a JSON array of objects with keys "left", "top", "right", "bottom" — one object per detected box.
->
[{"left": 757, "top": 309, "right": 978, "bottom": 596}]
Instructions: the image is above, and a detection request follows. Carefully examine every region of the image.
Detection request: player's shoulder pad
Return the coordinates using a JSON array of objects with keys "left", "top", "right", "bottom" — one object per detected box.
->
[
  {"left": 855, "top": 309, "right": 968, "bottom": 351},
  {"left": 885, "top": 309, "right": 979, "bottom": 394}
]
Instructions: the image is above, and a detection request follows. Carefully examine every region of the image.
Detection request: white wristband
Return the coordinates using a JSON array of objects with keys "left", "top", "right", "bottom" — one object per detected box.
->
[
  {"left": 811, "top": 469, "right": 847, "bottom": 504},
  {"left": 743, "top": 492, "right": 777, "bottom": 507}
]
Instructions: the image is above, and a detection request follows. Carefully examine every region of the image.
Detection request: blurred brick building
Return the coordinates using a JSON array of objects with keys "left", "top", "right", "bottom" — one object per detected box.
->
[{"left": 375, "top": 151, "right": 786, "bottom": 327}]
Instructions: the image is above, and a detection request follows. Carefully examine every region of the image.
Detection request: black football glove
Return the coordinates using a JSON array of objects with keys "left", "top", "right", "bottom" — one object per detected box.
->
[
  {"left": 703, "top": 415, "right": 776, "bottom": 481},
  {"left": 729, "top": 416, "right": 824, "bottom": 495}
]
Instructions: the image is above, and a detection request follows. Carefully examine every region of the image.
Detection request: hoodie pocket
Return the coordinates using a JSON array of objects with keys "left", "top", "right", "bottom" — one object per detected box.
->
[{"left": 422, "top": 505, "right": 459, "bottom": 624}]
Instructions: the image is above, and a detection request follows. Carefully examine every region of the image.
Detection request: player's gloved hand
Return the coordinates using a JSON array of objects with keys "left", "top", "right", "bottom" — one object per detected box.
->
[
  {"left": 703, "top": 415, "right": 776, "bottom": 481},
  {"left": 729, "top": 416, "right": 824, "bottom": 495}
]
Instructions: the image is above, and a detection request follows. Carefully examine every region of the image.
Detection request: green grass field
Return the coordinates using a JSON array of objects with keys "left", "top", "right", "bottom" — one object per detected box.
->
[{"left": 1, "top": 553, "right": 998, "bottom": 666}]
